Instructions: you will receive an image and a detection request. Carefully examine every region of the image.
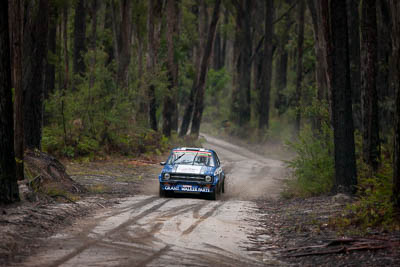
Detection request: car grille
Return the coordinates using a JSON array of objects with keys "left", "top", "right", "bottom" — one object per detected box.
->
[{"left": 170, "top": 174, "right": 206, "bottom": 182}]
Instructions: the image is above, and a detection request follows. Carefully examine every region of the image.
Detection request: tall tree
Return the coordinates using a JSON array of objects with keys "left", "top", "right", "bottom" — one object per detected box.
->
[
  {"left": 347, "top": 0, "right": 362, "bottom": 130},
  {"left": 163, "top": 0, "right": 180, "bottom": 137},
  {"left": 61, "top": 4, "right": 69, "bottom": 144},
  {"left": 329, "top": 0, "right": 357, "bottom": 193},
  {"left": 190, "top": 0, "right": 221, "bottom": 137},
  {"left": 146, "top": 0, "right": 163, "bottom": 131},
  {"left": 73, "top": 0, "right": 86, "bottom": 76},
  {"left": 275, "top": 0, "right": 292, "bottom": 117},
  {"left": 88, "top": 0, "right": 98, "bottom": 89},
  {"left": 307, "top": 0, "right": 328, "bottom": 130},
  {"left": 212, "top": 5, "right": 228, "bottom": 70},
  {"left": 377, "top": 0, "right": 392, "bottom": 135},
  {"left": 114, "top": 0, "right": 133, "bottom": 89},
  {"left": 179, "top": 1, "right": 206, "bottom": 137},
  {"left": 391, "top": 0, "right": 400, "bottom": 209},
  {"left": 22, "top": 0, "right": 49, "bottom": 149},
  {"left": 45, "top": 4, "right": 58, "bottom": 98},
  {"left": 361, "top": 0, "right": 380, "bottom": 170},
  {"left": 213, "top": 24, "right": 222, "bottom": 70},
  {"left": 9, "top": 0, "right": 24, "bottom": 181},
  {"left": 104, "top": 1, "right": 115, "bottom": 66},
  {"left": 294, "top": 0, "right": 305, "bottom": 134},
  {"left": 231, "top": 0, "right": 253, "bottom": 128},
  {"left": 86, "top": 0, "right": 98, "bottom": 134},
  {"left": 258, "top": 0, "right": 275, "bottom": 129},
  {"left": 318, "top": 0, "right": 333, "bottom": 101},
  {"left": 0, "top": 0, "right": 19, "bottom": 204},
  {"left": 220, "top": 8, "right": 228, "bottom": 70},
  {"left": 63, "top": 5, "right": 70, "bottom": 92}
]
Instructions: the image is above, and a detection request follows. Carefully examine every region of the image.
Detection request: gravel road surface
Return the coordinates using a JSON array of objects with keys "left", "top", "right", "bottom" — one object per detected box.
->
[{"left": 20, "top": 135, "right": 286, "bottom": 267}]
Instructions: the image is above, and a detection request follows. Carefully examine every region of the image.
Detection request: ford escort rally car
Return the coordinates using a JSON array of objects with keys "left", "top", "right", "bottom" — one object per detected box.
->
[{"left": 159, "top": 147, "right": 225, "bottom": 200}]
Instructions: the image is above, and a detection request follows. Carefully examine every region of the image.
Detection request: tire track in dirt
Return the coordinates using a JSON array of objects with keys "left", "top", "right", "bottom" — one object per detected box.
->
[
  {"left": 21, "top": 134, "right": 287, "bottom": 266},
  {"left": 47, "top": 198, "right": 170, "bottom": 267},
  {"left": 181, "top": 202, "right": 224, "bottom": 235}
]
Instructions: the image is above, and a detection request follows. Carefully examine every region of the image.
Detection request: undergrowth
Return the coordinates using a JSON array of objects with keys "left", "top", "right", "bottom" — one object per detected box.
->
[
  {"left": 282, "top": 119, "right": 399, "bottom": 230},
  {"left": 282, "top": 122, "right": 334, "bottom": 198},
  {"left": 332, "top": 151, "right": 400, "bottom": 232}
]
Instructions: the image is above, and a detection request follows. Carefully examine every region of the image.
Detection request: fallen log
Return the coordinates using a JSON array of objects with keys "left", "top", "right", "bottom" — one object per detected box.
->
[
  {"left": 290, "top": 246, "right": 346, "bottom": 257},
  {"left": 282, "top": 237, "right": 393, "bottom": 258},
  {"left": 288, "top": 244, "right": 387, "bottom": 257},
  {"left": 23, "top": 149, "right": 86, "bottom": 200}
]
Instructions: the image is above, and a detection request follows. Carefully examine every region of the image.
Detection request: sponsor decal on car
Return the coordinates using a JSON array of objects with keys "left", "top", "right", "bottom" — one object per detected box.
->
[
  {"left": 163, "top": 185, "right": 211, "bottom": 193},
  {"left": 164, "top": 185, "right": 179, "bottom": 191},
  {"left": 176, "top": 165, "right": 203, "bottom": 174}
]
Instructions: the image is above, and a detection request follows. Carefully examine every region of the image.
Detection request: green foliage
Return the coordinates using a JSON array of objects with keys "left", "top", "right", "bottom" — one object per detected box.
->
[
  {"left": 333, "top": 148, "right": 398, "bottom": 231},
  {"left": 283, "top": 122, "right": 334, "bottom": 198},
  {"left": 43, "top": 44, "right": 171, "bottom": 159},
  {"left": 281, "top": 98, "right": 334, "bottom": 198},
  {"left": 203, "top": 67, "right": 231, "bottom": 122}
]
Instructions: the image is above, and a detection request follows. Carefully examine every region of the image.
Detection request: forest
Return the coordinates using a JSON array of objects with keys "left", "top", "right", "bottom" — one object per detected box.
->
[{"left": 0, "top": 0, "right": 400, "bottom": 229}]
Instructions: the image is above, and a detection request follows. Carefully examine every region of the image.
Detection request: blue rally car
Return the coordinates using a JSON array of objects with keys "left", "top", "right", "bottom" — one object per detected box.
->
[{"left": 159, "top": 147, "right": 225, "bottom": 200}]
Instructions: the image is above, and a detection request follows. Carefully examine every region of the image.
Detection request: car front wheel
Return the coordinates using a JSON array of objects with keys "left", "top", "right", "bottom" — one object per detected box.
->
[
  {"left": 209, "top": 185, "right": 220, "bottom": 201},
  {"left": 159, "top": 185, "right": 165, "bottom": 198}
]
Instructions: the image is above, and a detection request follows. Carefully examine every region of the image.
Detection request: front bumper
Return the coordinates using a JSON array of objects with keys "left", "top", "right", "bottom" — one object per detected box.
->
[{"left": 160, "top": 181, "right": 216, "bottom": 193}]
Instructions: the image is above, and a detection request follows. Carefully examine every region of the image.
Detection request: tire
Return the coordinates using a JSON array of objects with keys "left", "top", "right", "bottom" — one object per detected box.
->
[
  {"left": 209, "top": 187, "right": 217, "bottom": 201},
  {"left": 159, "top": 185, "right": 172, "bottom": 198},
  {"left": 159, "top": 185, "right": 166, "bottom": 198},
  {"left": 222, "top": 181, "right": 225, "bottom": 194}
]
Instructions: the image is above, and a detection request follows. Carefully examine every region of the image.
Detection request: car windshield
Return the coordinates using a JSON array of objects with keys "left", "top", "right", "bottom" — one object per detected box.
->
[{"left": 167, "top": 150, "right": 215, "bottom": 166}]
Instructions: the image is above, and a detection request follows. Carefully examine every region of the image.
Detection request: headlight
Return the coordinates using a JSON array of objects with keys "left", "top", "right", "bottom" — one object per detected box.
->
[
  {"left": 164, "top": 173, "right": 170, "bottom": 180},
  {"left": 205, "top": 175, "right": 212, "bottom": 182}
]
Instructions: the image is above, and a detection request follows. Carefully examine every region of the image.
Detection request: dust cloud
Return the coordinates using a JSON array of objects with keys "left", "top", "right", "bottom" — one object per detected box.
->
[{"left": 203, "top": 133, "right": 286, "bottom": 200}]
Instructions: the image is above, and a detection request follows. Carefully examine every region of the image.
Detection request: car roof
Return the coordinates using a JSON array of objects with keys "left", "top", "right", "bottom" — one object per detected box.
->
[{"left": 172, "top": 147, "right": 216, "bottom": 154}]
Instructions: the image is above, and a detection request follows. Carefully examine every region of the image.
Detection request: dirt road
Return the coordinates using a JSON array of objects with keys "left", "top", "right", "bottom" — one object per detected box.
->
[{"left": 20, "top": 135, "right": 286, "bottom": 267}]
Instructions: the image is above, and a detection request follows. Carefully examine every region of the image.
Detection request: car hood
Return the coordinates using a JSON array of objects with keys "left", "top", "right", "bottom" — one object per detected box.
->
[{"left": 162, "top": 164, "right": 215, "bottom": 175}]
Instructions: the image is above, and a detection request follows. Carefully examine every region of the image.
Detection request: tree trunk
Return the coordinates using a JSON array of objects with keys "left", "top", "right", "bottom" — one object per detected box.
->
[
  {"left": 274, "top": 0, "right": 291, "bottom": 117},
  {"left": 329, "top": 0, "right": 357, "bottom": 193},
  {"left": 361, "top": 0, "right": 380, "bottom": 170},
  {"left": 73, "top": 0, "right": 86, "bottom": 76},
  {"left": 347, "top": 0, "right": 362, "bottom": 131},
  {"left": 86, "top": 0, "right": 98, "bottom": 135},
  {"left": 213, "top": 30, "right": 222, "bottom": 70},
  {"left": 231, "top": 0, "right": 253, "bottom": 128},
  {"left": 62, "top": 5, "right": 69, "bottom": 144},
  {"left": 190, "top": 0, "right": 221, "bottom": 138},
  {"left": 63, "top": 6, "right": 69, "bottom": 91},
  {"left": 258, "top": 0, "right": 274, "bottom": 130},
  {"left": 390, "top": 0, "right": 400, "bottom": 209},
  {"left": 146, "top": 0, "right": 163, "bottom": 132},
  {"left": 45, "top": 4, "right": 57, "bottom": 99},
  {"left": 22, "top": 0, "right": 49, "bottom": 150},
  {"left": 0, "top": 0, "right": 19, "bottom": 204},
  {"left": 171, "top": 4, "right": 180, "bottom": 133},
  {"left": 179, "top": 1, "right": 205, "bottom": 137},
  {"left": 377, "top": 0, "right": 393, "bottom": 136},
  {"left": 346, "top": 0, "right": 362, "bottom": 131},
  {"left": 307, "top": 0, "right": 328, "bottom": 131},
  {"left": 9, "top": 0, "right": 24, "bottom": 181},
  {"left": 89, "top": 0, "right": 98, "bottom": 89},
  {"left": 220, "top": 8, "right": 228, "bottom": 69},
  {"left": 318, "top": 0, "right": 334, "bottom": 116},
  {"left": 104, "top": 2, "right": 115, "bottom": 66},
  {"left": 163, "top": 0, "right": 180, "bottom": 137},
  {"left": 116, "top": 0, "right": 133, "bottom": 89},
  {"left": 294, "top": 0, "right": 305, "bottom": 134}
]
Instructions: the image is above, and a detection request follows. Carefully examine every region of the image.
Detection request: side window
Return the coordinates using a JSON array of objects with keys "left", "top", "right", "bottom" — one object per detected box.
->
[{"left": 214, "top": 153, "right": 220, "bottom": 167}]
